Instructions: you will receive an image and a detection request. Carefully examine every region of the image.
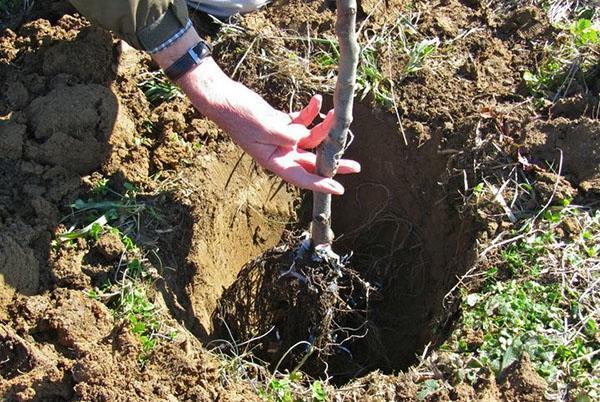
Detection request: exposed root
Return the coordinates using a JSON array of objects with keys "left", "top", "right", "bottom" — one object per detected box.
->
[{"left": 212, "top": 239, "right": 375, "bottom": 379}]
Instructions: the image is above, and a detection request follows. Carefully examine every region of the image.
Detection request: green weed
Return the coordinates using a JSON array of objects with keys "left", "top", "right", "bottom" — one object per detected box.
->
[
  {"left": 138, "top": 71, "right": 183, "bottom": 104},
  {"left": 416, "top": 379, "right": 441, "bottom": 400},
  {"left": 357, "top": 46, "right": 393, "bottom": 106},
  {"left": 117, "top": 285, "right": 162, "bottom": 364},
  {"left": 523, "top": 17, "right": 599, "bottom": 101},
  {"left": 448, "top": 206, "right": 600, "bottom": 399},
  {"left": 570, "top": 18, "right": 599, "bottom": 46},
  {"left": 57, "top": 179, "right": 150, "bottom": 249},
  {"left": 66, "top": 179, "right": 174, "bottom": 365},
  {"left": 87, "top": 258, "right": 174, "bottom": 366},
  {"left": 405, "top": 38, "right": 439, "bottom": 75},
  {"left": 258, "top": 371, "right": 328, "bottom": 402}
]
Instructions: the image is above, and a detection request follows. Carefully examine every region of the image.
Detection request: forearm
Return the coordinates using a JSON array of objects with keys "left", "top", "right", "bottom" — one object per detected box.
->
[
  {"left": 152, "top": 29, "right": 284, "bottom": 151},
  {"left": 150, "top": 26, "right": 358, "bottom": 195}
]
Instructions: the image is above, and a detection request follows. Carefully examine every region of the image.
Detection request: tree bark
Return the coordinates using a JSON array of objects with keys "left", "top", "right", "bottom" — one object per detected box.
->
[{"left": 311, "top": 0, "right": 359, "bottom": 247}]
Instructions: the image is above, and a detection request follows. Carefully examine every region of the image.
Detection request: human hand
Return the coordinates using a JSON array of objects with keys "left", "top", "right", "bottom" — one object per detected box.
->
[
  {"left": 152, "top": 28, "right": 359, "bottom": 194},
  {"left": 227, "top": 94, "right": 360, "bottom": 195},
  {"left": 178, "top": 58, "right": 360, "bottom": 195}
]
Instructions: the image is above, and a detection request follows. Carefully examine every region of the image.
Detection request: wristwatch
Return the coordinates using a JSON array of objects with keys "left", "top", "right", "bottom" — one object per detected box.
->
[{"left": 164, "top": 40, "right": 212, "bottom": 81}]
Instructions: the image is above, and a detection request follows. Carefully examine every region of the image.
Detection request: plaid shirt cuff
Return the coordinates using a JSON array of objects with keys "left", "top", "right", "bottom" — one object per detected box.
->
[{"left": 147, "top": 19, "right": 193, "bottom": 54}]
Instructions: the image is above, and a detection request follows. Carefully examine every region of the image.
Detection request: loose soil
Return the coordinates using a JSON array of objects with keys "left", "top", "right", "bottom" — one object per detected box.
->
[{"left": 1, "top": 0, "right": 598, "bottom": 401}]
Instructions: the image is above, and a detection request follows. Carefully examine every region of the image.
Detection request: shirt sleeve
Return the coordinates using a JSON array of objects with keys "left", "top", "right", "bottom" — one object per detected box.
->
[{"left": 69, "top": 0, "right": 191, "bottom": 53}]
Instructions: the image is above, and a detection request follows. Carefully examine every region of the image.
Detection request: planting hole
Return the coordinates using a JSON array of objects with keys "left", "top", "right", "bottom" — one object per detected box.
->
[{"left": 201, "top": 101, "right": 478, "bottom": 382}]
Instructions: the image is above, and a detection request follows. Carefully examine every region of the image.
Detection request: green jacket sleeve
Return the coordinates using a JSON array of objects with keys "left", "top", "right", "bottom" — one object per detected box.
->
[{"left": 69, "top": 0, "right": 190, "bottom": 52}]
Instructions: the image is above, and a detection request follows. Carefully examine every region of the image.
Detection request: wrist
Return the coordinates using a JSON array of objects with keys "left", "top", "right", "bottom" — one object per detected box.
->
[{"left": 151, "top": 27, "right": 202, "bottom": 71}]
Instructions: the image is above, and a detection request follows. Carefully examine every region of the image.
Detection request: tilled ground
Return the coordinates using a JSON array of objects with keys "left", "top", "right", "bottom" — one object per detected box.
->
[{"left": 1, "top": 0, "right": 598, "bottom": 400}]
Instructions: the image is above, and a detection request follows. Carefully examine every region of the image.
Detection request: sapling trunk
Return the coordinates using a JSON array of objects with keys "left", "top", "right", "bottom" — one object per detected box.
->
[{"left": 311, "top": 0, "right": 359, "bottom": 247}]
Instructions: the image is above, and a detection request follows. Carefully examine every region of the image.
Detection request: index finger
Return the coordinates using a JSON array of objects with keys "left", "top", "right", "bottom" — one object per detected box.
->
[
  {"left": 298, "top": 109, "right": 334, "bottom": 149},
  {"left": 290, "top": 95, "right": 322, "bottom": 126}
]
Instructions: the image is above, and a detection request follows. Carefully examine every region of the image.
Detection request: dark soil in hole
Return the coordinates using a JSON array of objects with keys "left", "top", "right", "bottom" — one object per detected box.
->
[{"left": 213, "top": 101, "right": 478, "bottom": 382}]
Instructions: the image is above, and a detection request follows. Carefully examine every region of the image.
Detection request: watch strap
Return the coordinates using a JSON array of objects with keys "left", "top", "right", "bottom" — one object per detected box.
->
[{"left": 164, "top": 40, "right": 212, "bottom": 81}]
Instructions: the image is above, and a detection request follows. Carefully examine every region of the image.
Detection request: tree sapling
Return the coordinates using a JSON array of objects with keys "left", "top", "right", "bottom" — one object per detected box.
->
[
  {"left": 311, "top": 0, "right": 360, "bottom": 249},
  {"left": 214, "top": 0, "right": 372, "bottom": 376}
]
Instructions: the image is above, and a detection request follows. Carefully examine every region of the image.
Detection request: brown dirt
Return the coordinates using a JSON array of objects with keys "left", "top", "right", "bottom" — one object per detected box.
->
[
  {"left": 1, "top": 0, "right": 597, "bottom": 400},
  {"left": 499, "top": 353, "right": 548, "bottom": 402},
  {"left": 0, "top": 8, "right": 294, "bottom": 400},
  {"left": 522, "top": 117, "right": 600, "bottom": 195}
]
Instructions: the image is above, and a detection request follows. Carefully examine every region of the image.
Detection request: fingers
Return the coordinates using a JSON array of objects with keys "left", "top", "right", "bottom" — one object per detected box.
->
[
  {"left": 265, "top": 148, "right": 361, "bottom": 195},
  {"left": 298, "top": 109, "right": 334, "bottom": 149},
  {"left": 293, "top": 149, "right": 361, "bottom": 174},
  {"left": 268, "top": 96, "right": 332, "bottom": 149},
  {"left": 270, "top": 123, "right": 311, "bottom": 148},
  {"left": 276, "top": 163, "right": 346, "bottom": 195},
  {"left": 290, "top": 95, "right": 322, "bottom": 126}
]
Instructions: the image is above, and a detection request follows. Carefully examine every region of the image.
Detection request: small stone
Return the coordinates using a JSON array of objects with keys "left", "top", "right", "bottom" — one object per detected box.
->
[{"left": 435, "top": 15, "right": 458, "bottom": 36}]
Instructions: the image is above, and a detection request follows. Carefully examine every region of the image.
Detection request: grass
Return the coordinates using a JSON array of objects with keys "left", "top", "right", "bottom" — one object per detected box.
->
[
  {"left": 436, "top": 170, "right": 600, "bottom": 400},
  {"left": 212, "top": 11, "right": 440, "bottom": 109},
  {"left": 212, "top": 343, "right": 329, "bottom": 402},
  {"left": 404, "top": 38, "right": 440, "bottom": 75},
  {"left": 56, "top": 178, "right": 175, "bottom": 367},
  {"left": 322, "top": 13, "right": 440, "bottom": 107},
  {"left": 260, "top": 375, "right": 327, "bottom": 402},
  {"left": 209, "top": 320, "right": 329, "bottom": 401}
]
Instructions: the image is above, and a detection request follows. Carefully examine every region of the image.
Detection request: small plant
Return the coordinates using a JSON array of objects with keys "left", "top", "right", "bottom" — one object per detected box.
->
[
  {"left": 523, "top": 16, "right": 599, "bottom": 102},
  {"left": 523, "top": 58, "right": 563, "bottom": 97},
  {"left": 405, "top": 38, "right": 439, "bottom": 74},
  {"left": 258, "top": 371, "right": 328, "bottom": 402},
  {"left": 416, "top": 379, "right": 441, "bottom": 400},
  {"left": 57, "top": 180, "right": 150, "bottom": 247},
  {"left": 92, "top": 177, "right": 110, "bottom": 196},
  {"left": 88, "top": 260, "right": 175, "bottom": 366},
  {"left": 570, "top": 18, "right": 599, "bottom": 46},
  {"left": 119, "top": 286, "right": 161, "bottom": 364},
  {"left": 260, "top": 375, "right": 297, "bottom": 402},
  {"left": 59, "top": 179, "right": 175, "bottom": 365},
  {"left": 138, "top": 71, "right": 183, "bottom": 104}
]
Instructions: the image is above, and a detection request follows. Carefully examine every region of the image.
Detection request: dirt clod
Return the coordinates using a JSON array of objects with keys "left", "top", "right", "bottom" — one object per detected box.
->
[
  {"left": 0, "top": 234, "right": 39, "bottom": 319},
  {"left": 523, "top": 118, "right": 600, "bottom": 194},
  {"left": 0, "top": 121, "right": 25, "bottom": 159},
  {"left": 94, "top": 232, "right": 125, "bottom": 261},
  {"left": 500, "top": 353, "right": 548, "bottom": 402}
]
